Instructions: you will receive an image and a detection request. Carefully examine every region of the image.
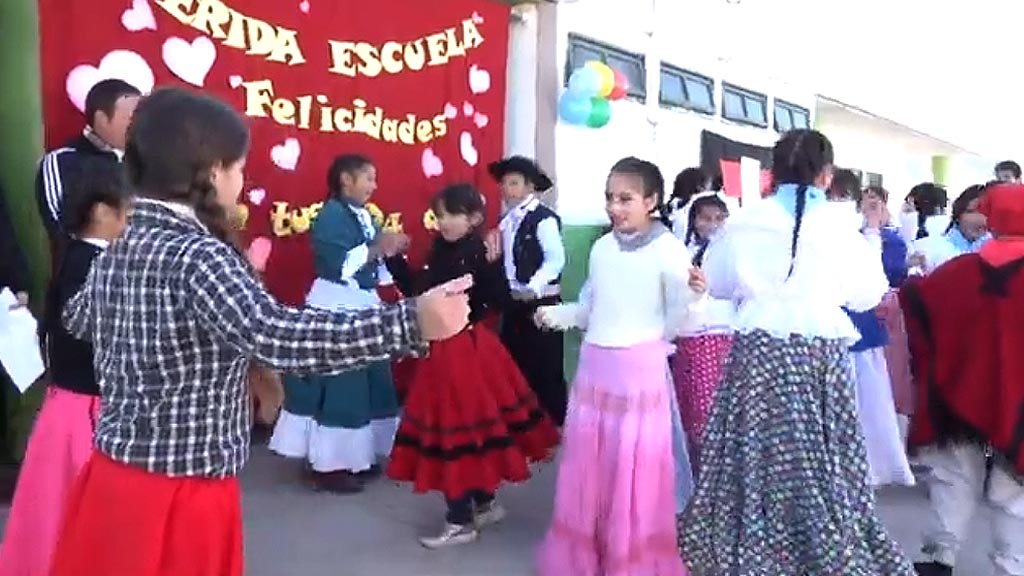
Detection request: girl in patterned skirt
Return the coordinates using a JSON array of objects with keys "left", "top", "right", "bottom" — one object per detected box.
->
[
  {"left": 670, "top": 193, "right": 733, "bottom": 476},
  {"left": 680, "top": 130, "right": 914, "bottom": 575}
]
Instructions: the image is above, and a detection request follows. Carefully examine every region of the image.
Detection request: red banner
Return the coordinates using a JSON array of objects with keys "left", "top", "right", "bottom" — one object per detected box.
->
[{"left": 38, "top": 0, "right": 510, "bottom": 304}]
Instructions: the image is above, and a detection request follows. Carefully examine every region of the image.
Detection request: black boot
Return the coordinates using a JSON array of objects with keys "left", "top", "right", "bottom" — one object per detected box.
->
[{"left": 913, "top": 561, "right": 953, "bottom": 576}]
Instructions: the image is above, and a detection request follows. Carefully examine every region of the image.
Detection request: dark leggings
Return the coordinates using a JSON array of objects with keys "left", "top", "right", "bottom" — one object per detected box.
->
[{"left": 445, "top": 490, "right": 495, "bottom": 525}]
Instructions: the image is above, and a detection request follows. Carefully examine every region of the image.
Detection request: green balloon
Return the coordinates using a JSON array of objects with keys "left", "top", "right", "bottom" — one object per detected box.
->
[{"left": 586, "top": 97, "right": 612, "bottom": 128}]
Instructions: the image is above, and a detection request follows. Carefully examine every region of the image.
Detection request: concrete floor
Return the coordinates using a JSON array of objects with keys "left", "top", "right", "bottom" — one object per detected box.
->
[{"left": 236, "top": 446, "right": 996, "bottom": 576}]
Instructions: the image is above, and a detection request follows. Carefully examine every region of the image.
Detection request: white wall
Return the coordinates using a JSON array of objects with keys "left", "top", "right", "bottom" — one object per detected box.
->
[{"left": 551, "top": 0, "right": 816, "bottom": 226}]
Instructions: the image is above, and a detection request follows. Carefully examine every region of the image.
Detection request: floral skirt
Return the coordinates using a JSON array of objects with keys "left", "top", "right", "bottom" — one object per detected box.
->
[{"left": 679, "top": 329, "right": 913, "bottom": 576}]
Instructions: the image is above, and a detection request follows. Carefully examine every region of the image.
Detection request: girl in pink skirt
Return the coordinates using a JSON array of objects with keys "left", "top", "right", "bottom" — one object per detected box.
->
[
  {"left": 535, "top": 157, "right": 704, "bottom": 576},
  {"left": 0, "top": 159, "right": 128, "bottom": 576},
  {"left": 670, "top": 193, "right": 733, "bottom": 474}
]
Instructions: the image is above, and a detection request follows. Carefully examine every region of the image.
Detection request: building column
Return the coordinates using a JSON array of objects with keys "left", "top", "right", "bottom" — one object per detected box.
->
[{"left": 504, "top": 4, "right": 538, "bottom": 159}]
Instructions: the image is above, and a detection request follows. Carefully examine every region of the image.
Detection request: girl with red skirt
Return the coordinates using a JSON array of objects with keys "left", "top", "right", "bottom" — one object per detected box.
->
[
  {"left": 45, "top": 87, "right": 469, "bottom": 576},
  {"left": 385, "top": 183, "right": 560, "bottom": 549},
  {"left": 0, "top": 159, "right": 128, "bottom": 576}
]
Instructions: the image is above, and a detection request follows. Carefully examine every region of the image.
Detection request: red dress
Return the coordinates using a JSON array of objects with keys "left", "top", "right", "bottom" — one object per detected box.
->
[
  {"left": 901, "top": 248, "right": 1024, "bottom": 475},
  {"left": 384, "top": 235, "right": 559, "bottom": 499}
]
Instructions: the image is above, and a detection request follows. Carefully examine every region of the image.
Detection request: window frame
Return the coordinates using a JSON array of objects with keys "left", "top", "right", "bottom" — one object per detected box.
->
[
  {"left": 659, "top": 63, "right": 715, "bottom": 115},
  {"left": 721, "top": 83, "right": 769, "bottom": 128},
  {"left": 565, "top": 34, "right": 647, "bottom": 101},
  {"left": 773, "top": 99, "right": 811, "bottom": 132}
]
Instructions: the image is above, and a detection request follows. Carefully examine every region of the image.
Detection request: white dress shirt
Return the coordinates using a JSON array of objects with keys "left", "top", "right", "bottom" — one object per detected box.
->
[
  {"left": 702, "top": 198, "right": 888, "bottom": 343},
  {"left": 499, "top": 196, "right": 566, "bottom": 296}
]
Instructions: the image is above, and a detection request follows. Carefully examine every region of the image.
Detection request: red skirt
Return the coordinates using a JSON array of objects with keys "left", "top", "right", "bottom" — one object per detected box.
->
[
  {"left": 387, "top": 325, "right": 560, "bottom": 499},
  {"left": 49, "top": 452, "right": 243, "bottom": 576}
]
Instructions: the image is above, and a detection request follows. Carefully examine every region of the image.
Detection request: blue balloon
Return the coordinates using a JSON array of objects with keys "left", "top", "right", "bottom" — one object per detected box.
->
[
  {"left": 559, "top": 92, "right": 593, "bottom": 125},
  {"left": 567, "top": 66, "right": 602, "bottom": 98}
]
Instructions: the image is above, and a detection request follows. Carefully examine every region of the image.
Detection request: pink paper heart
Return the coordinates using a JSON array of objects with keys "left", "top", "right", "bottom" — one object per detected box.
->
[
  {"left": 459, "top": 132, "right": 478, "bottom": 167},
  {"left": 271, "top": 138, "right": 301, "bottom": 171},
  {"left": 472, "top": 11, "right": 484, "bottom": 24},
  {"left": 421, "top": 148, "right": 444, "bottom": 178},
  {"left": 246, "top": 237, "right": 273, "bottom": 272},
  {"left": 65, "top": 50, "right": 155, "bottom": 113},
  {"left": 228, "top": 75, "right": 242, "bottom": 88},
  {"left": 248, "top": 188, "right": 266, "bottom": 206},
  {"left": 473, "top": 112, "right": 489, "bottom": 129},
  {"left": 162, "top": 36, "right": 217, "bottom": 87},
  {"left": 463, "top": 101, "right": 475, "bottom": 117},
  {"left": 468, "top": 65, "right": 490, "bottom": 95},
  {"left": 443, "top": 103, "right": 457, "bottom": 119},
  {"left": 299, "top": 0, "right": 310, "bottom": 13},
  {"left": 121, "top": 0, "right": 157, "bottom": 32}
]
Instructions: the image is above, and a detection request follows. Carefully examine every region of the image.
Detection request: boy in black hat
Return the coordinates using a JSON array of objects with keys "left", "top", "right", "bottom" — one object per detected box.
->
[{"left": 489, "top": 156, "right": 567, "bottom": 425}]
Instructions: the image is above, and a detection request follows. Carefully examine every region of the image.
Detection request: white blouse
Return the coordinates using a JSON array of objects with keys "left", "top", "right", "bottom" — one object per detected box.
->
[
  {"left": 701, "top": 198, "right": 888, "bottom": 342},
  {"left": 540, "top": 231, "right": 701, "bottom": 347}
]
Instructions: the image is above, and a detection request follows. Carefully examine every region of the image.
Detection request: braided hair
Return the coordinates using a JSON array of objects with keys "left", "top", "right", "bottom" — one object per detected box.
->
[
  {"left": 684, "top": 194, "right": 728, "bottom": 266},
  {"left": 124, "top": 87, "right": 250, "bottom": 250},
  {"left": 608, "top": 157, "right": 671, "bottom": 227},
  {"left": 771, "top": 129, "right": 835, "bottom": 276},
  {"left": 326, "top": 153, "right": 374, "bottom": 202},
  {"left": 906, "top": 183, "right": 947, "bottom": 239}
]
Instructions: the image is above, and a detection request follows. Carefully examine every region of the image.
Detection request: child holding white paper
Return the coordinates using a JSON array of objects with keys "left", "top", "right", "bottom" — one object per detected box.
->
[{"left": 0, "top": 158, "right": 129, "bottom": 576}]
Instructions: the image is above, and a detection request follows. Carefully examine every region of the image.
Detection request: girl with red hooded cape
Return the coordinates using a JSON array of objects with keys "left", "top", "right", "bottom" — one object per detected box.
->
[{"left": 902, "top": 183, "right": 1024, "bottom": 576}]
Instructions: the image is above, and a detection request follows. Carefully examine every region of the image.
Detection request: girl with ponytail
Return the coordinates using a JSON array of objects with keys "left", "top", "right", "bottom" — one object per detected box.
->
[
  {"left": 679, "top": 130, "right": 914, "bottom": 575},
  {"left": 47, "top": 87, "right": 472, "bottom": 576}
]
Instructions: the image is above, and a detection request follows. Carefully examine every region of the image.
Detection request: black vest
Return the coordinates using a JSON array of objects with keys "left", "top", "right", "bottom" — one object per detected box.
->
[{"left": 512, "top": 204, "right": 561, "bottom": 285}]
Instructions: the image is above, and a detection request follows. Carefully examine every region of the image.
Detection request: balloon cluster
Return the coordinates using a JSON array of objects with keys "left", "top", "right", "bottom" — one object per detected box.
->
[{"left": 559, "top": 61, "right": 629, "bottom": 129}]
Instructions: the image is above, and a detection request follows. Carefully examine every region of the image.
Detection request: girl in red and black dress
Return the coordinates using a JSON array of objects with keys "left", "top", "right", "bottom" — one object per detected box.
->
[{"left": 386, "top": 183, "right": 559, "bottom": 549}]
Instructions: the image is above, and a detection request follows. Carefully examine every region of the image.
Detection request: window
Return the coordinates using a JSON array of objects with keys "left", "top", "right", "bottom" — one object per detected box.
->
[
  {"left": 566, "top": 35, "right": 646, "bottom": 100},
  {"left": 659, "top": 64, "right": 715, "bottom": 114},
  {"left": 774, "top": 99, "right": 811, "bottom": 132},
  {"left": 721, "top": 83, "right": 768, "bottom": 127},
  {"left": 865, "top": 172, "right": 884, "bottom": 188}
]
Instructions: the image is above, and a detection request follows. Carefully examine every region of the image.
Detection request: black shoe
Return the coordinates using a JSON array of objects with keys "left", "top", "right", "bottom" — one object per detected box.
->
[
  {"left": 309, "top": 470, "right": 364, "bottom": 494},
  {"left": 355, "top": 465, "right": 382, "bottom": 480},
  {"left": 913, "top": 561, "right": 953, "bottom": 576}
]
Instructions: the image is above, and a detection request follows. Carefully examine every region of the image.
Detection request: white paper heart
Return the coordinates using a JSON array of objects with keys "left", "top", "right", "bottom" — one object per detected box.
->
[
  {"left": 248, "top": 188, "right": 267, "bottom": 206},
  {"left": 459, "top": 132, "right": 478, "bottom": 167},
  {"left": 246, "top": 237, "right": 273, "bottom": 272},
  {"left": 473, "top": 112, "right": 489, "bottom": 129},
  {"left": 65, "top": 50, "right": 155, "bottom": 113},
  {"left": 421, "top": 148, "right": 444, "bottom": 178},
  {"left": 228, "top": 75, "right": 242, "bottom": 88},
  {"left": 468, "top": 65, "right": 491, "bottom": 95},
  {"left": 162, "top": 36, "right": 217, "bottom": 87},
  {"left": 121, "top": 0, "right": 157, "bottom": 32},
  {"left": 299, "top": 0, "right": 310, "bottom": 13},
  {"left": 463, "top": 101, "right": 475, "bottom": 117},
  {"left": 444, "top": 103, "right": 458, "bottom": 119},
  {"left": 271, "top": 138, "right": 301, "bottom": 171},
  {"left": 472, "top": 11, "right": 484, "bottom": 24}
]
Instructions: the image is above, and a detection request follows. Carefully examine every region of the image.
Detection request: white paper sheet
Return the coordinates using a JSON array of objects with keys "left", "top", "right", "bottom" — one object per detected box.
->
[
  {"left": 0, "top": 289, "right": 46, "bottom": 392},
  {"left": 740, "top": 156, "right": 762, "bottom": 207}
]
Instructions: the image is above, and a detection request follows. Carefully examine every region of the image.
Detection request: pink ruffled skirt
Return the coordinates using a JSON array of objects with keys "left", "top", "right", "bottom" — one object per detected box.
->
[
  {"left": 0, "top": 387, "right": 99, "bottom": 576},
  {"left": 537, "top": 340, "right": 687, "bottom": 576}
]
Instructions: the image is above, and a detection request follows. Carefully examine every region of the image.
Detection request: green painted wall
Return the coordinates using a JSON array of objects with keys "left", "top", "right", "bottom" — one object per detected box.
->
[
  {"left": 0, "top": 0, "right": 47, "bottom": 460},
  {"left": 931, "top": 155, "right": 951, "bottom": 186},
  {"left": 560, "top": 224, "right": 603, "bottom": 383}
]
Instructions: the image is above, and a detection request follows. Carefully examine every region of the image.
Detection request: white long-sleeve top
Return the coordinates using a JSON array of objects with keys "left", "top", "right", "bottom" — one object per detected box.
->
[
  {"left": 680, "top": 242, "right": 734, "bottom": 337},
  {"left": 542, "top": 229, "right": 702, "bottom": 347},
  {"left": 702, "top": 195, "right": 888, "bottom": 343}
]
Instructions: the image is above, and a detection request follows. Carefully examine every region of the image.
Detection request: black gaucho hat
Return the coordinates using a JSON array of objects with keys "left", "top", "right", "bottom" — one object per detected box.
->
[{"left": 487, "top": 155, "right": 554, "bottom": 192}]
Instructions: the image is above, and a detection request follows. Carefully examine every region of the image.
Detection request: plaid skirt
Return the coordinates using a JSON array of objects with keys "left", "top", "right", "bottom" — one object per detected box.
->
[{"left": 679, "top": 329, "right": 913, "bottom": 576}]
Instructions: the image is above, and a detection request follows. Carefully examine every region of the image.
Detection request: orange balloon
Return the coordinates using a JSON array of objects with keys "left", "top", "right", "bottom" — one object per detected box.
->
[{"left": 586, "top": 60, "right": 615, "bottom": 98}]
